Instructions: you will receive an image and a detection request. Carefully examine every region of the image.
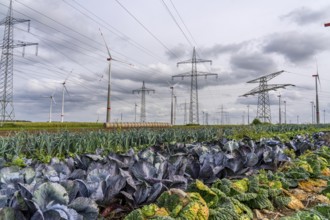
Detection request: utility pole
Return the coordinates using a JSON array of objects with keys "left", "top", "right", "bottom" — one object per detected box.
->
[
  {"left": 242, "top": 111, "right": 245, "bottom": 125},
  {"left": 134, "top": 103, "right": 137, "bottom": 122},
  {"left": 132, "top": 81, "right": 155, "bottom": 122},
  {"left": 170, "top": 86, "right": 174, "bottom": 125},
  {"left": 221, "top": 105, "right": 224, "bottom": 124},
  {"left": 172, "top": 47, "right": 218, "bottom": 124},
  {"left": 247, "top": 105, "right": 250, "bottom": 124},
  {"left": 0, "top": 0, "right": 38, "bottom": 122},
  {"left": 174, "top": 95, "right": 177, "bottom": 125},
  {"left": 283, "top": 100, "right": 287, "bottom": 124},
  {"left": 183, "top": 101, "right": 187, "bottom": 125},
  {"left": 202, "top": 111, "right": 205, "bottom": 125},
  {"left": 310, "top": 101, "right": 314, "bottom": 124},
  {"left": 278, "top": 94, "right": 281, "bottom": 124}
]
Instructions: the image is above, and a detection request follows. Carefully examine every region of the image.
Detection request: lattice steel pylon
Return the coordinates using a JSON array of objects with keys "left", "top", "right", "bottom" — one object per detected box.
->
[
  {"left": 241, "top": 70, "right": 294, "bottom": 123},
  {"left": 172, "top": 47, "right": 218, "bottom": 124},
  {"left": 132, "top": 81, "right": 155, "bottom": 122},
  {"left": 0, "top": 0, "right": 38, "bottom": 122}
]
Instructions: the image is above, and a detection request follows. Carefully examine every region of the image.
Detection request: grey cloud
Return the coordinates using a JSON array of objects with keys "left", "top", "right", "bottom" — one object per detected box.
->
[
  {"left": 217, "top": 52, "right": 278, "bottom": 85},
  {"left": 200, "top": 43, "right": 242, "bottom": 58},
  {"left": 236, "top": 96, "right": 258, "bottom": 105},
  {"left": 166, "top": 43, "right": 243, "bottom": 61},
  {"left": 263, "top": 32, "right": 330, "bottom": 63},
  {"left": 165, "top": 44, "right": 190, "bottom": 60},
  {"left": 281, "top": 6, "right": 330, "bottom": 25},
  {"left": 230, "top": 52, "right": 276, "bottom": 73}
]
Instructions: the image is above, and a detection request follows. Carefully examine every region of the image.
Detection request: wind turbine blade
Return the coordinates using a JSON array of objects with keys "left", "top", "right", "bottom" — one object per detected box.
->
[
  {"left": 167, "top": 80, "right": 179, "bottom": 87},
  {"left": 316, "top": 60, "right": 321, "bottom": 88},
  {"left": 99, "top": 28, "right": 112, "bottom": 59},
  {"left": 64, "top": 70, "right": 73, "bottom": 83},
  {"left": 173, "top": 82, "right": 180, "bottom": 88},
  {"left": 64, "top": 85, "right": 70, "bottom": 96},
  {"left": 112, "top": 58, "right": 134, "bottom": 66},
  {"left": 52, "top": 97, "right": 56, "bottom": 104}
]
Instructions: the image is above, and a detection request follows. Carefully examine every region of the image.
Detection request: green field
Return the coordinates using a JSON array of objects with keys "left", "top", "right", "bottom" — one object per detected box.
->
[{"left": 1, "top": 123, "right": 330, "bottom": 219}]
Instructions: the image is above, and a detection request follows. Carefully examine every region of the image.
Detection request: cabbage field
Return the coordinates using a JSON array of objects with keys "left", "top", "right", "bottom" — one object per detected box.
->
[{"left": 0, "top": 124, "right": 330, "bottom": 219}]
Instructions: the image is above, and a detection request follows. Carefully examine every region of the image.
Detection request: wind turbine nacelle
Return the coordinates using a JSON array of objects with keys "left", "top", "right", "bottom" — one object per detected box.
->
[{"left": 107, "top": 58, "right": 111, "bottom": 61}]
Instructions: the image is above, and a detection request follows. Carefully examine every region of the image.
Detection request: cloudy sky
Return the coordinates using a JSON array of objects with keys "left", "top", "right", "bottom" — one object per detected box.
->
[{"left": 0, "top": 0, "right": 330, "bottom": 124}]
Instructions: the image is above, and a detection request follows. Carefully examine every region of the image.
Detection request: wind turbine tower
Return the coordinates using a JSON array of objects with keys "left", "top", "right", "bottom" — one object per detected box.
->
[
  {"left": 0, "top": 0, "right": 38, "bottom": 122},
  {"left": 312, "top": 68, "right": 320, "bottom": 124},
  {"left": 241, "top": 70, "right": 294, "bottom": 123},
  {"left": 172, "top": 47, "right": 218, "bottom": 124},
  {"left": 61, "top": 80, "right": 69, "bottom": 123},
  {"left": 47, "top": 95, "right": 55, "bottom": 123},
  {"left": 132, "top": 81, "right": 155, "bottom": 122}
]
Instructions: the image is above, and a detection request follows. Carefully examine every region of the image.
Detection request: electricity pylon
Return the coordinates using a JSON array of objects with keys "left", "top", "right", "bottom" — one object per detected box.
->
[
  {"left": 241, "top": 70, "right": 294, "bottom": 123},
  {"left": 132, "top": 81, "right": 155, "bottom": 122},
  {"left": 172, "top": 47, "right": 218, "bottom": 124},
  {"left": 0, "top": 0, "right": 38, "bottom": 122}
]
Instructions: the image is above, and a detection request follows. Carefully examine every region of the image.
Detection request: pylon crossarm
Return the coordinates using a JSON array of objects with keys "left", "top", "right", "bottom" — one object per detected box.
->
[
  {"left": 13, "top": 41, "right": 38, "bottom": 48},
  {"left": 0, "top": 18, "right": 30, "bottom": 26},
  {"left": 144, "top": 89, "right": 155, "bottom": 93},
  {"left": 247, "top": 70, "right": 284, "bottom": 83},
  {"left": 12, "top": 18, "right": 30, "bottom": 24},
  {"left": 242, "top": 84, "right": 294, "bottom": 96},
  {"left": 172, "top": 71, "right": 192, "bottom": 79},
  {"left": 241, "top": 86, "right": 261, "bottom": 97},
  {"left": 177, "top": 59, "right": 212, "bottom": 67},
  {"left": 197, "top": 71, "right": 218, "bottom": 78}
]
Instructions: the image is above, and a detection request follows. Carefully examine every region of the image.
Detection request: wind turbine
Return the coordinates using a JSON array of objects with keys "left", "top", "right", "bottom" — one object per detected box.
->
[
  {"left": 43, "top": 92, "right": 56, "bottom": 123},
  {"left": 168, "top": 81, "right": 180, "bottom": 125},
  {"left": 48, "top": 94, "right": 56, "bottom": 123},
  {"left": 61, "top": 78, "right": 70, "bottom": 123},
  {"left": 312, "top": 62, "right": 321, "bottom": 124},
  {"left": 99, "top": 28, "right": 133, "bottom": 123}
]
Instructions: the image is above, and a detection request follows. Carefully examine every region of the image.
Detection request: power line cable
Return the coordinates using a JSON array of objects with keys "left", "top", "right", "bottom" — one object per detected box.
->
[
  {"left": 114, "top": 0, "right": 179, "bottom": 60},
  {"left": 66, "top": 0, "right": 164, "bottom": 62},
  {"left": 160, "top": 0, "right": 194, "bottom": 47},
  {"left": 168, "top": 0, "right": 198, "bottom": 46}
]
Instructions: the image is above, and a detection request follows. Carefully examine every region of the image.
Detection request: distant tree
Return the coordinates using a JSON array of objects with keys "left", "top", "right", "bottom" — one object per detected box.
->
[{"left": 251, "top": 118, "right": 262, "bottom": 125}]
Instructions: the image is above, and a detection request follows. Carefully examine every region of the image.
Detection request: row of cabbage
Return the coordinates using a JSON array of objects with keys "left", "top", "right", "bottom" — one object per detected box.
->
[
  {"left": 127, "top": 144, "right": 330, "bottom": 219},
  {"left": 0, "top": 130, "right": 329, "bottom": 219}
]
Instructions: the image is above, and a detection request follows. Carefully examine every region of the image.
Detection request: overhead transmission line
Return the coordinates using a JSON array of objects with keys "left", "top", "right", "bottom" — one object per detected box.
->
[
  {"left": 59, "top": 0, "right": 177, "bottom": 85},
  {"left": 168, "top": 0, "right": 198, "bottom": 46},
  {"left": 8, "top": 8, "right": 163, "bottom": 99},
  {"left": 159, "top": 0, "right": 213, "bottom": 71},
  {"left": 114, "top": 0, "right": 179, "bottom": 60},
  {"left": 0, "top": 2, "right": 168, "bottom": 120},
  {"left": 64, "top": 0, "right": 164, "bottom": 62},
  {"left": 2, "top": 2, "right": 200, "bottom": 116},
  {"left": 160, "top": 0, "right": 194, "bottom": 47}
]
